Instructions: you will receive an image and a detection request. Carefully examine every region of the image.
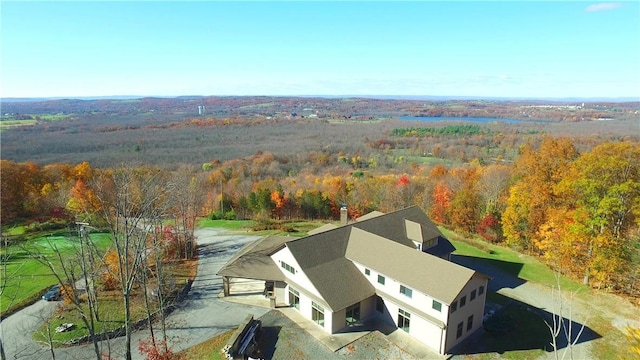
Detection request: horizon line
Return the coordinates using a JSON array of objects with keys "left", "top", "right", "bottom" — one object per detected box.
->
[{"left": 1, "top": 94, "right": 639, "bottom": 103}]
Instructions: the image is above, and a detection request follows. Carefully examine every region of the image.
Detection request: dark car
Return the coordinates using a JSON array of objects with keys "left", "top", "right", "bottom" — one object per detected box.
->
[{"left": 42, "top": 285, "right": 61, "bottom": 301}]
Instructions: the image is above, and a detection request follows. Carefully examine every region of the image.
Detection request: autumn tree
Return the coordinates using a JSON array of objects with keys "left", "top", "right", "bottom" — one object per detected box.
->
[
  {"left": 502, "top": 137, "right": 578, "bottom": 251},
  {"left": 559, "top": 141, "right": 640, "bottom": 287}
]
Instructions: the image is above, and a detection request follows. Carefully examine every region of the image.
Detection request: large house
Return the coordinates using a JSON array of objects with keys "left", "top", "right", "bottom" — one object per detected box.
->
[{"left": 218, "top": 206, "right": 489, "bottom": 355}]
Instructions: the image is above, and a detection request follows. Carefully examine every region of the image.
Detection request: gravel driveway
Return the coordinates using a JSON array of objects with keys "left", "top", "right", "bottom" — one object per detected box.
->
[
  {"left": 451, "top": 254, "right": 640, "bottom": 360},
  {"left": 2, "top": 229, "right": 270, "bottom": 360}
]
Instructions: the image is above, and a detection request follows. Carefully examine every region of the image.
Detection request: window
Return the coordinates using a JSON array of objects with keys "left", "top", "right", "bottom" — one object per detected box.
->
[
  {"left": 460, "top": 295, "right": 466, "bottom": 308},
  {"left": 400, "top": 285, "right": 413, "bottom": 298},
  {"left": 470, "top": 289, "right": 477, "bottom": 301},
  {"left": 450, "top": 300, "right": 457, "bottom": 313},
  {"left": 467, "top": 315, "right": 474, "bottom": 331},
  {"left": 432, "top": 300, "right": 442, "bottom": 312},
  {"left": 288, "top": 288, "right": 300, "bottom": 309},
  {"left": 479, "top": 285, "right": 485, "bottom": 295},
  {"left": 456, "top": 322, "right": 463, "bottom": 338},
  {"left": 376, "top": 296, "right": 384, "bottom": 313},
  {"left": 378, "top": 275, "right": 386, "bottom": 285},
  {"left": 365, "top": 268, "right": 370, "bottom": 276},
  {"left": 281, "top": 261, "right": 295, "bottom": 274},
  {"left": 312, "top": 301, "right": 325, "bottom": 327},
  {"left": 345, "top": 303, "right": 361, "bottom": 326},
  {"left": 398, "top": 309, "right": 411, "bottom": 333}
]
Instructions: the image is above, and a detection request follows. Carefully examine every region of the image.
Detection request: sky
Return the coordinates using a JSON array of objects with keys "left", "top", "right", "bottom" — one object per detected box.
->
[{"left": 1, "top": 1, "right": 639, "bottom": 99}]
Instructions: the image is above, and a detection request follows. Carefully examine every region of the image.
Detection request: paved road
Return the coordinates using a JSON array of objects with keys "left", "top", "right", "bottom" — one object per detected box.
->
[
  {"left": 0, "top": 297, "right": 59, "bottom": 359},
  {"left": 1, "top": 229, "right": 270, "bottom": 360}
]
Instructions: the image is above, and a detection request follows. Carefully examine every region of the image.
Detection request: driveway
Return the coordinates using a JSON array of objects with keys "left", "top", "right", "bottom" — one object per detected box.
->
[
  {"left": 1, "top": 229, "right": 270, "bottom": 360},
  {"left": 0, "top": 297, "right": 60, "bottom": 359}
]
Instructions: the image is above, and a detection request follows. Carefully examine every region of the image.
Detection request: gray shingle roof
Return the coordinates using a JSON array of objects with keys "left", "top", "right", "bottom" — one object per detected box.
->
[
  {"left": 352, "top": 206, "right": 443, "bottom": 248},
  {"left": 217, "top": 235, "right": 291, "bottom": 281},
  {"left": 346, "top": 227, "right": 474, "bottom": 304}
]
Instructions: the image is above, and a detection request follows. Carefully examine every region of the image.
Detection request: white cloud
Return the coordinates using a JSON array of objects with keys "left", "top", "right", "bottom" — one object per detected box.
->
[{"left": 585, "top": 3, "right": 622, "bottom": 12}]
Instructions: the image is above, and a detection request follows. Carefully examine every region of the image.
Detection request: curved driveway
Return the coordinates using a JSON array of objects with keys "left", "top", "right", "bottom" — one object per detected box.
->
[{"left": 1, "top": 229, "right": 269, "bottom": 360}]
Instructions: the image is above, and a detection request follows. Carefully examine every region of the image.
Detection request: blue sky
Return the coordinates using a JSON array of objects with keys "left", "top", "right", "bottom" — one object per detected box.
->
[{"left": 1, "top": 1, "right": 638, "bottom": 99}]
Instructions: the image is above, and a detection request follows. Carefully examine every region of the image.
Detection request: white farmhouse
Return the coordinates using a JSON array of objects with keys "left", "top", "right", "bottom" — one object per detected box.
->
[{"left": 218, "top": 206, "right": 489, "bottom": 355}]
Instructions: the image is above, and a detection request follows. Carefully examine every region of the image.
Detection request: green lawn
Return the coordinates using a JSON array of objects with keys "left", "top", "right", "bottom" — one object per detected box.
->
[
  {"left": 1, "top": 232, "right": 112, "bottom": 315},
  {"left": 33, "top": 293, "right": 155, "bottom": 344},
  {"left": 196, "top": 219, "right": 254, "bottom": 230},
  {"left": 442, "top": 227, "right": 586, "bottom": 292}
]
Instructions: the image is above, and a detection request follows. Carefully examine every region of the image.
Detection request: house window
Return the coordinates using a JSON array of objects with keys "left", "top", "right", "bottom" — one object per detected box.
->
[
  {"left": 450, "top": 300, "right": 457, "bottom": 313},
  {"left": 312, "top": 301, "right": 325, "bottom": 327},
  {"left": 281, "top": 261, "right": 295, "bottom": 274},
  {"left": 376, "top": 296, "right": 384, "bottom": 313},
  {"left": 471, "top": 289, "right": 477, "bottom": 301},
  {"left": 365, "top": 268, "right": 370, "bottom": 276},
  {"left": 460, "top": 295, "right": 466, "bottom": 308},
  {"left": 456, "top": 322, "right": 463, "bottom": 338},
  {"left": 467, "top": 315, "right": 474, "bottom": 331},
  {"left": 288, "top": 288, "right": 300, "bottom": 309},
  {"left": 378, "top": 275, "right": 385, "bottom": 285},
  {"left": 345, "top": 303, "right": 361, "bottom": 326},
  {"left": 479, "top": 285, "right": 485, "bottom": 295},
  {"left": 400, "top": 285, "right": 412, "bottom": 298},
  {"left": 432, "top": 300, "right": 442, "bottom": 312},
  {"left": 398, "top": 309, "right": 411, "bottom": 333}
]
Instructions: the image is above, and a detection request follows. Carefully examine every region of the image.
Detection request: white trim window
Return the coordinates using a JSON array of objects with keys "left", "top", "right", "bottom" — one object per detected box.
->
[
  {"left": 312, "top": 301, "right": 325, "bottom": 327},
  {"left": 398, "top": 309, "right": 411, "bottom": 332},
  {"left": 288, "top": 287, "right": 300, "bottom": 309}
]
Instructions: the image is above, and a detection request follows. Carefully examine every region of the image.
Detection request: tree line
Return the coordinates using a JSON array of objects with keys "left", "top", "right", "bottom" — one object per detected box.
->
[{"left": 2, "top": 138, "right": 639, "bottom": 299}]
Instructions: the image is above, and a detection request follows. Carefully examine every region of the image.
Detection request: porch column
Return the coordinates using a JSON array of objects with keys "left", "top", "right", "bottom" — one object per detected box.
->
[{"left": 223, "top": 276, "right": 230, "bottom": 296}]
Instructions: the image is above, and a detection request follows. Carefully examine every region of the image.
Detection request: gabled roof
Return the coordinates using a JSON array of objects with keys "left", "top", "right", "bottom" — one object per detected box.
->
[
  {"left": 307, "top": 223, "right": 338, "bottom": 235},
  {"left": 352, "top": 206, "right": 443, "bottom": 248},
  {"left": 346, "top": 227, "right": 474, "bottom": 305},
  {"left": 285, "top": 226, "right": 375, "bottom": 311},
  {"left": 278, "top": 206, "right": 467, "bottom": 309},
  {"left": 217, "top": 235, "right": 291, "bottom": 281}
]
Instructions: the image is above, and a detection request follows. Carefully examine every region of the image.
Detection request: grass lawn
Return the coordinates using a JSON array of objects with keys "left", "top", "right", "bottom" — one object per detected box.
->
[
  {"left": 442, "top": 227, "right": 587, "bottom": 292},
  {"left": 174, "top": 330, "right": 233, "bottom": 360},
  {"left": 196, "top": 219, "right": 254, "bottom": 230},
  {"left": 33, "top": 257, "right": 197, "bottom": 346},
  {"left": 1, "top": 232, "right": 112, "bottom": 315},
  {"left": 196, "top": 218, "right": 328, "bottom": 237}
]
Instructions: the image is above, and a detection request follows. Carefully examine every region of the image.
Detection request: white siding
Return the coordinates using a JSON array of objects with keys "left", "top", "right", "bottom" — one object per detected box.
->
[
  {"left": 271, "top": 247, "right": 323, "bottom": 300},
  {"left": 286, "top": 284, "right": 333, "bottom": 332},
  {"left": 351, "top": 260, "right": 449, "bottom": 323},
  {"left": 383, "top": 297, "right": 444, "bottom": 353},
  {"left": 444, "top": 274, "right": 488, "bottom": 353}
]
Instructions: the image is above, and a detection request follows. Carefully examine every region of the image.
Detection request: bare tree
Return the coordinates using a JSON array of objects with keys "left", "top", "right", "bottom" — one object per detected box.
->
[
  {"left": 545, "top": 274, "right": 587, "bottom": 360},
  {"left": 168, "top": 165, "right": 203, "bottom": 260},
  {"left": 94, "top": 166, "right": 170, "bottom": 360}
]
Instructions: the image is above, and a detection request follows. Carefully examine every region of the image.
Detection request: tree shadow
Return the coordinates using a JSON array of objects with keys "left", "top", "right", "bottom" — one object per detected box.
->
[
  {"left": 452, "top": 288, "right": 601, "bottom": 356},
  {"left": 451, "top": 254, "right": 527, "bottom": 291}
]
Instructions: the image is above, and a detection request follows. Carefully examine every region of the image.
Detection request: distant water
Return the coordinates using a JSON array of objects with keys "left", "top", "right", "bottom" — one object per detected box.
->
[{"left": 399, "top": 116, "right": 526, "bottom": 124}]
